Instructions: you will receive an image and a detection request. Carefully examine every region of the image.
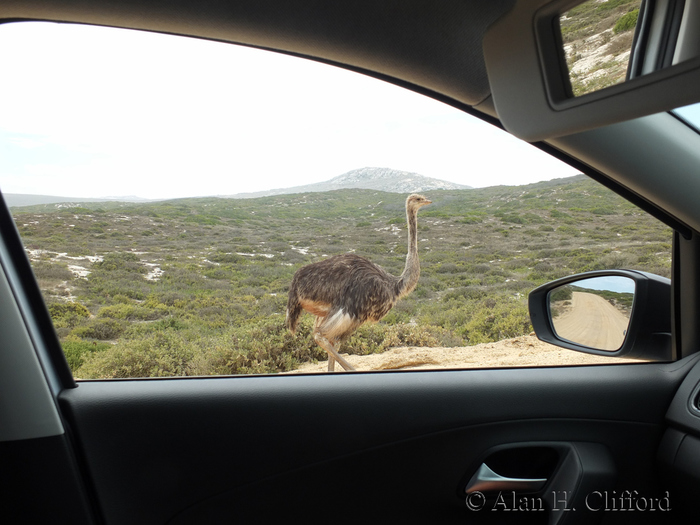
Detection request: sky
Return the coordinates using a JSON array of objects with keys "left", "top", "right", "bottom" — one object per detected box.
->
[
  {"left": 570, "top": 276, "right": 636, "bottom": 294},
  {"left": 0, "top": 22, "right": 580, "bottom": 200},
  {"left": 675, "top": 103, "right": 700, "bottom": 132}
]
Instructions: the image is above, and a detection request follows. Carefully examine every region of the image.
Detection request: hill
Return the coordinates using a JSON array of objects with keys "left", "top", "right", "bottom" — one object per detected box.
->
[
  {"left": 3, "top": 167, "right": 470, "bottom": 208},
  {"left": 226, "top": 167, "right": 471, "bottom": 198},
  {"left": 10, "top": 175, "right": 671, "bottom": 377},
  {"left": 560, "top": 0, "right": 641, "bottom": 96},
  {"left": 2, "top": 193, "right": 158, "bottom": 208}
]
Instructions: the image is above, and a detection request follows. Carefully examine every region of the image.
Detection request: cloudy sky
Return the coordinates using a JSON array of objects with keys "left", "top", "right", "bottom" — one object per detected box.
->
[{"left": 0, "top": 22, "right": 579, "bottom": 199}]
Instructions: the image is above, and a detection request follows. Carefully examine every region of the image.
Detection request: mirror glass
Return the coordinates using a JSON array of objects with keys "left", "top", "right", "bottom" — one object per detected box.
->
[
  {"left": 560, "top": 0, "right": 643, "bottom": 97},
  {"left": 548, "top": 276, "right": 635, "bottom": 351}
]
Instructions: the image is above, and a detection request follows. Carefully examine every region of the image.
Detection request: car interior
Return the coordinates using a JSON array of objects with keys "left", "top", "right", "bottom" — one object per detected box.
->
[{"left": 3, "top": 0, "right": 700, "bottom": 523}]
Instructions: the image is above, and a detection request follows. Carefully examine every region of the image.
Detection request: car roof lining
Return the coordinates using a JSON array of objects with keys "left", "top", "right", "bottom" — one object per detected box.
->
[
  {"left": 0, "top": 0, "right": 515, "bottom": 108},
  {"left": 551, "top": 111, "right": 700, "bottom": 234}
]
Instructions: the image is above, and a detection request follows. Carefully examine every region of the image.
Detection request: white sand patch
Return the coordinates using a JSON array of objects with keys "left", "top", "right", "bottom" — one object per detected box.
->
[
  {"left": 564, "top": 29, "right": 630, "bottom": 76},
  {"left": 237, "top": 252, "right": 275, "bottom": 258},
  {"left": 26, "top": 248, "right": 52, "bottom": 260},
  {"left": 67, "top": 265, "right": 90, "bottom": 278},
  {"left": 25, "top": 249, "right": 103, "bottom": 265},
  {"left": 143, "top": 262, "right": 164, "bottom": 281}
]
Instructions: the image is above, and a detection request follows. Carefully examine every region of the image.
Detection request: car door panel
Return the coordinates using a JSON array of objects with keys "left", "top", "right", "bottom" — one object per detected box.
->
[
  {"left": 58, "top": 358, "right": 696, "bottom": 524},
  {"left": 0, "top": 434, "right": 95, "bottom": 525}
]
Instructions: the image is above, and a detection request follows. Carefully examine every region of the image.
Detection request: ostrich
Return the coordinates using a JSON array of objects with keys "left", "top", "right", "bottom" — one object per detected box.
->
[{"left": 286, "top": 194, "right": 431, "bottom": 371}]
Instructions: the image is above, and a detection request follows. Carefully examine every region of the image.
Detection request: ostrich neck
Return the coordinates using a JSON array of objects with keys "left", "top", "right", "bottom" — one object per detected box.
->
[{"left": 397, "top": 208, "right": 420, "bottom": 298}]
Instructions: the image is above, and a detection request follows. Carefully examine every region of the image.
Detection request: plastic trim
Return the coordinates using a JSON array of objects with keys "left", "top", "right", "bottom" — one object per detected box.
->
[
  {"left": 529, "top": 269, "right": 672, "bottom": 360},
  {"left": 0, "top": 255, "right": 64, "bottom": 441}
]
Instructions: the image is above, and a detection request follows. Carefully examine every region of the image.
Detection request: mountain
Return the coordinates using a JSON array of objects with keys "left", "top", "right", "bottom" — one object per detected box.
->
[
  {"left": 326, "top": 167, "right": 471, "bottom": 192},
  {"left": 228, "top": 167, "right": 471, "bottom": 198},
  {"left": 3, "top": 167, "right": 468, "bottom": 208}
]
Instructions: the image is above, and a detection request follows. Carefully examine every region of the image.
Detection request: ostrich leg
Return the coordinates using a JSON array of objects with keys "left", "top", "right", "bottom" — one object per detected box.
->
[
  {"left": 313, "top": 316, "right": 335, "bottom": 371},
  {"left": 313, "top": 331, "right": 355, "bottom": 371}
]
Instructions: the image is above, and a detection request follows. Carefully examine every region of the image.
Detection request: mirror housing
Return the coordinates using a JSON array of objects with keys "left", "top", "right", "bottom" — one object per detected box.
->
[
  {"left": 529, "top": 270, "right": 671, "bottom": 361},
  {"left": 484, "top": 0, "right": 700, "bottom": 140}
]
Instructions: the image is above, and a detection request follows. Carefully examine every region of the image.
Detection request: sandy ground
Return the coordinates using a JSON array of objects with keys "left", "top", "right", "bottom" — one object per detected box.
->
[
  {"left": 553, "top": 292, "right": 629, "bottom": 351},
  {"left": 289, "top": 335, "right": 641, "bottom": 373}
]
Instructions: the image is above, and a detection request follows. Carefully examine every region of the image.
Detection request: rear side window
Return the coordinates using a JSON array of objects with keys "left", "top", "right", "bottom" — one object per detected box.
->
[{"left": 0, "top": 22, "right": 672, "bottom": 378}]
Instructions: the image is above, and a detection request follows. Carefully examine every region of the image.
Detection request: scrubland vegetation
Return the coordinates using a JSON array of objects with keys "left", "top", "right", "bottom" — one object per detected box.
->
[
  {"left": 11, "top": 175, "right": 671, "bottom": 377},
  {"left": 560, "top": 0, "right": 641, "bottom": 96}
]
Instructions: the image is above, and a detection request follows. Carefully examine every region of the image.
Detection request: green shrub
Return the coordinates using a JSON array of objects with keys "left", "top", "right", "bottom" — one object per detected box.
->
[
  {"left": 62, "top": 339, "right": 110, "bottom": 372},
  {"left": 32, "top": 262, "right": 74, "bottom": 281},
  {"left": 71, "top": 318, "right": 125, "bottom": 340},
  {"left": 74, "top": 316, "right": 465, "bottom": 378},
  {"left": 499, "top": 213, "right": 525, "bottom": 224},
  {"left": 557, "top": 225, "right": 580, "bottom": 236},
  {"left": 549, "top": 209, "right": 572, "bottom": 219},
  {"left": 75, "top": 317, "right": 319, "bottom": 377},
  {"left": 48, "top": 302, "right": 90, "bottom": 328},
  {"left": 97, "top": 303, "right": 166, "bottom": 321},
  {"left": 208, "top": 252, "right": 246, "bottom": 264},
  {"left": 590, "top": 206, "right": 616, "bottom": 215},
  {"left": 436, "top": 262, "right": 460, "bottom": 274},
  {"left": 459, "top": 300, "right": 532, "bottom": 345},
  {"left": 614, "top": 9, "right": 638, "bottom": 34},
  {"left": 94, "top": 252, "right": 145, "bottom": 273},
  {"left": 76, "top": 331, "right": 197, "bottom": 378},
  {"left": 550, "top": 286, "right": 573, "bottom": 303}
]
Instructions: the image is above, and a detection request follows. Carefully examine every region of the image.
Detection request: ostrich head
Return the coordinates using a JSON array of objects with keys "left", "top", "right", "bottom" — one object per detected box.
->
[{"left": 406, "top": 194, "right": 432, "bottom": 213}]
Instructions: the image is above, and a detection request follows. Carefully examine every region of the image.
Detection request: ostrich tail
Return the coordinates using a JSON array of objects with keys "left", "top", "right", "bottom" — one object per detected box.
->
[{"left": 286, "top": 293, "right": 302, "bottom": 335}]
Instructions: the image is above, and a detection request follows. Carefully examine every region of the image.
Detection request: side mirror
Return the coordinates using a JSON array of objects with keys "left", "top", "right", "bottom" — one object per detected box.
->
[{"left": 529, "top": 270, "right": 671, "bottom": 361}]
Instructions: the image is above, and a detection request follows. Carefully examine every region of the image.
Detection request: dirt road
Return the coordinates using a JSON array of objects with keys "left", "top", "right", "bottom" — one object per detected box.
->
[
  {"left": 289, "top": 334, "right": 641, "bottom": 373},
  {"left": 552, "top": 292, "right": 629, "bottom": 351}
]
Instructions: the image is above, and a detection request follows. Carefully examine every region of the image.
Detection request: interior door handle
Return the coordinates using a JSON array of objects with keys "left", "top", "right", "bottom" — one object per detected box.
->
[{"left": 465, "top": 463, "right": 547, "bottom": 494}]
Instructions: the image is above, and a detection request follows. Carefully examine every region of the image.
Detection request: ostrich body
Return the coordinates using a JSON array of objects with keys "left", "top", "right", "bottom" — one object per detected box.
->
[{"left": 286, "top": 194, "right": 431, "bottom": 371}]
